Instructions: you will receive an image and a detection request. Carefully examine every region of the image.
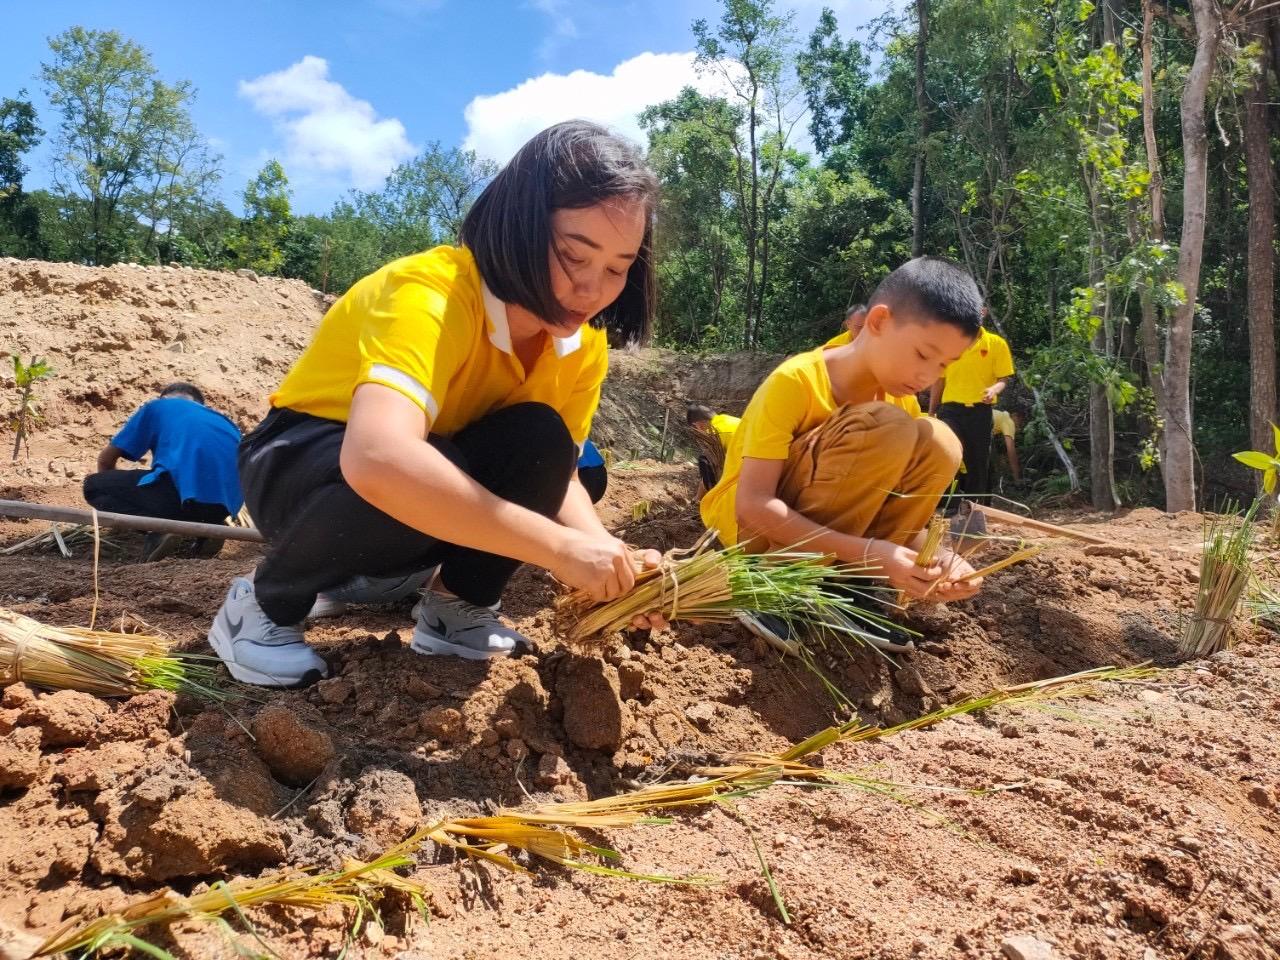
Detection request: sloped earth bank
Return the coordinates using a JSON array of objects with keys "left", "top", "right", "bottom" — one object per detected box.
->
[{"left": 0, "top": 466, "right": 1278, "bottom": 960}]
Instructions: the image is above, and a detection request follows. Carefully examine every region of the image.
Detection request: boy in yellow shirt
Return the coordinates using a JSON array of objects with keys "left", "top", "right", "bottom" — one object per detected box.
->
[
  {"left": 927, "top": 320, "right": 1014, "bottom": 505},
  {"left": 701, "top": 257, "right": 985, "bottom": 646}
]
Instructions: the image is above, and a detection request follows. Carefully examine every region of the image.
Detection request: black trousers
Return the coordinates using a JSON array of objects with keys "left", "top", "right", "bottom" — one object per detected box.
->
[
  {"left": 937, "top": 403, "right": 993, "bottom": 503},
  {"left": 577, "top": 464, "right": 607, "bottom": 504},
  {"left": 83, "top": 470, "right": 229, "bottom": 525},
  {"left": 239, "top": 402, "right": 577, "bottom": 626}
]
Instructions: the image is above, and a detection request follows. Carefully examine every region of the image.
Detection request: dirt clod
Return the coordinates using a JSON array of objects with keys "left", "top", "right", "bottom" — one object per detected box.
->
[
  {"left": 1001, "top": 934, "right": 1056, "bottom": 960},
  {"left": 557, "top": 655, "right": 629, "bottom": 751},
  {"left": 20, "top": 690, "right": 109, "bottom": 747},
  {"left": 0, "top": 727, "right": 42, "bottom": 789},
  {"left": 344, "top": 768, "right": 421, "bottom": 849},
  {"left": 250, "top": 703, "right": 335, "bottom": 787}
]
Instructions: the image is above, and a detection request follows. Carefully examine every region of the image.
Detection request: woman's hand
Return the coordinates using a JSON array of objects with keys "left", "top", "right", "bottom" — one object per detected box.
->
[{"left": 551, "top": 529, "right": 639, "bottom": 602}]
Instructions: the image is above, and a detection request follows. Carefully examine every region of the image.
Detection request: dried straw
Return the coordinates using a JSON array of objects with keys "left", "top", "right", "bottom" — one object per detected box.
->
[
  {"left": 1180, "top": 504, "right": 1257, "bottom": 658},
  {"left": 898, "top": 514, "right": 948, "bottom": 607},
  {"left": 688, "top": 426, "right": 727, "bottom": 483},
  {"left": 0, "top": 607, "right": 235, "bottom": 701}
]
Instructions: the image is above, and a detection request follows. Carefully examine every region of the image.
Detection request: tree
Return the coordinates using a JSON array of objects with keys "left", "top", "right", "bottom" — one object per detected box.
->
[
  {"left": 229, "top": 160, "right": 292, "bottom": 275},
  {"left": 1164, "top": 0, "right": 1222, "bottom": 512},
  {"left": 910, "top": 0, "right": 929, "bottom": 258},
  {"left": 1244, "top": 20, "right": 1275, "bottom": 478},
  {"left": 796, "top": 8, "right": 870, "bottom": 159},
  {"left": 40, "top": 27, "right": 198, "bottom": 265},
  {"left": 0, "top": 93, "right": 43, "bottom": 256},
  {"left": 694, "top": 0, "right": 803, "bottom": 348}
]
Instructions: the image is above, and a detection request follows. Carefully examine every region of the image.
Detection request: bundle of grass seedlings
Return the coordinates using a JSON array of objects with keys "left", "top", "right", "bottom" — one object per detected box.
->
[
  {"left": 687, "top": 426, "right": 727, "bottom": 484},
  {"left": 1180, "top": 502, "right": 1258, "bottom": 658},
  {"left": 0, "top": 607, "right": 234, "bottom": 701},
  {"left": 558, "top": 529, "right": 899, "bottom": 647}
]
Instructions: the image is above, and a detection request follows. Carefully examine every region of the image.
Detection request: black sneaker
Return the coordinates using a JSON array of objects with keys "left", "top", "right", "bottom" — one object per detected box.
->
[{"left": 141, "top": 532, "right": 181, "bottom": 562}]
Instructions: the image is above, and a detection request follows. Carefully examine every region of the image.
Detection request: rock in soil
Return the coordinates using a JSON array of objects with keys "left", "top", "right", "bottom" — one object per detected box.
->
[
  {"left": 250, "top": 702, "right": 335, "bottom": 786},
  {"left": 1001, "top": 934, "right": 1056, "bottom": 960},
  {"left": 557, "top": 655, "right": 630, "bottom": 751}
]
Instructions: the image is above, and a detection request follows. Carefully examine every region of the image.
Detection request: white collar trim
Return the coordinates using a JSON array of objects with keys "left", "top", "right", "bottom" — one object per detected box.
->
[{"left": 480, "top": 282, "right": 584, "bottom": 358}]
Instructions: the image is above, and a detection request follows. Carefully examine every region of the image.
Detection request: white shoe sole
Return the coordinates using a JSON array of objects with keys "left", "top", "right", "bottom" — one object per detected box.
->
[
  {"left": 409, "top": 626, "right": 516, "bottom": 660},
  {"left": 208, "top": 623, "right": 328, "bottom": 687}
]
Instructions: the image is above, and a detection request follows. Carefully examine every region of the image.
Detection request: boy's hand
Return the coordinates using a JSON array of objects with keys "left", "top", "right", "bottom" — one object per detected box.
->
[
  {"left": 630, "top": 548, "right": 670, "bottom": 631},
  {"left": 930, "top": 548, "right": 983, "bottom": 602},
  {"left": 866, "top": 540, "right": 944, "bottom": 599}
]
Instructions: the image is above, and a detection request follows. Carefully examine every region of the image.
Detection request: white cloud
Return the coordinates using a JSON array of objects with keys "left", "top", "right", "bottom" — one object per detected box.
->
[
  {"left": 462, "top": 51, "right": 730, "bottom": 164},
  {"left": 530, "top": 0, "right": 579, "bottom": 60},
  {"left": 238, "top": 56, "right": 417, "bottom": 191}
]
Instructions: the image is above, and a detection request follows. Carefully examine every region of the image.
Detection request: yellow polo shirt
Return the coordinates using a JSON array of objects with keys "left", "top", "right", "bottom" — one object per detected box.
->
[
  {"left": 700, "top": 348, "right": 837, "bottom": 545},
  {"left": 823, "top": 330, "right": 923, "bottom": 418},
  {"left": 940, "top": 328, "right": 1013, "bottom": 405},
  {"left": 271, "top": 245, "right": 607, "bottom": 444},
  {"left": 709, "top": 413, "right": 741, "bottom": 447}
]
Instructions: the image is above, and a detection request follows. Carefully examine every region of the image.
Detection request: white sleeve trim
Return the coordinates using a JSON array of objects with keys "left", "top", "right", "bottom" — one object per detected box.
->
[{"left": 367, "top": 364, "right": 439, "bottom": 421}]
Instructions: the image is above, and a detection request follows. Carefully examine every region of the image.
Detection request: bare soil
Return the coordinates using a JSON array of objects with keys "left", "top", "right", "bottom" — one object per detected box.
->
[{"left": 1, "top": 258, "right": 1278, "bottom": 960}]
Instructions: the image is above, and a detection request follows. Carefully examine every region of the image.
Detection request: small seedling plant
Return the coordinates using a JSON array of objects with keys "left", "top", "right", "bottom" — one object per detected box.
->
[
  {"left": 8, "top": 354, "right": 54, "bottom": 461},
  {"left": 1233, "top": 425, "right": 1280, "bottom": 533}
]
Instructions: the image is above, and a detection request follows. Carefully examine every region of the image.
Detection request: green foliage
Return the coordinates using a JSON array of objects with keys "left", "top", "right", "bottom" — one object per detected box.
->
[
  {"left": 227, "top": 160, "right": 292, "bottom": 274},
  {"left": 0, "top": 93, "right": 43, "bottom": 256},
  {"left": 1233, "top": 424, "right": 1280, "bottom": 495},
  {"left": 8, "top": 355, "right": 54, "bottom": 461}
]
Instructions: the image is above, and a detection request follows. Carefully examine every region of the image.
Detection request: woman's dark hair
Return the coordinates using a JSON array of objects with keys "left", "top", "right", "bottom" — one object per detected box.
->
[
  {"left": 460, "top": 120, "right": 659, "bottom": 345},
  {"left": 159, "top": 382, "right": 204, "bottom": 404}
]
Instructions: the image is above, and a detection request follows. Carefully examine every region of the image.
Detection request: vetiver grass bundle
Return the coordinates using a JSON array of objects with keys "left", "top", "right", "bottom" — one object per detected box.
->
[
  {"left": 898, "top": 514, "right": 948, "bottom": 608},
  {"left": 558, "top": 530, "right": 898, "bottom": 648},
  {"left": 0, "top": 607, "right": 235, "bottom": 701},
  {"left": 1180, "top": 503, "right": 1258, "bottom": 658}
]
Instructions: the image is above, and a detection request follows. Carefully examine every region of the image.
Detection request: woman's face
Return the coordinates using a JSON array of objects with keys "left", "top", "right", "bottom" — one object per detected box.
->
[{"left": 545, "top": 198, "right": 647, "bottom": 333}]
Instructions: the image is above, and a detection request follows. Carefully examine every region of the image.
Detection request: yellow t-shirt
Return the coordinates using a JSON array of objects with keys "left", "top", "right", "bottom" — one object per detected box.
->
[
  {"left": 709, "top": 413, "right": 741, "bottom": 447},
  {"left": 823, "top": 330, "right": 923, "bottom": 418},
  {"left": 992, "top": 409, "right": 1016, "bottom": 438},
  {"left": 700, "top": 348, "right": 837, "bottom": 545},
  {"left": 271, "top": 245, "right": 607, "bottom": 444},
  {"left": 940, "top": 328, "right": 1014, "bottom": 405}
]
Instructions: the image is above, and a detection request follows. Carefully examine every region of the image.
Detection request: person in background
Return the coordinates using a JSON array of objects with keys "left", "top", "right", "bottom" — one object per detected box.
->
[
  {"left": 84, "top": 382, "right": 242, "bottom": 561},
  {"left": 577, "top": 438, "right": 608, "bottom": 504},
  {"left": 687, "top": 402, "right": 740, "bottom": 492},
  {"left": 991, "top": 408, "right": 1022, "bottom": 485},
  {"left": 927, "top": 315, "right": 1014, "bottom": 506}
]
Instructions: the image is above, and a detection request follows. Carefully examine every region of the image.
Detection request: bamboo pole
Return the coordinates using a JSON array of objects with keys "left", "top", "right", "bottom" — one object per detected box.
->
[
  {"left": 969, "top": 503, "right": 1111, "bottom": 546},
  {"left": 0, "top": 500, "right": 264, "bottom": 543}
]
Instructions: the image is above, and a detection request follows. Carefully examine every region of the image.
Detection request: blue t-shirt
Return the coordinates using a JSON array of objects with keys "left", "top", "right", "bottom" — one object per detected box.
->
[
  {"left": 577, "top": 439, "right": 605, "bottom": 469},
  {"left": 112, "top": 397, "right": 244, "bottom": 514}
]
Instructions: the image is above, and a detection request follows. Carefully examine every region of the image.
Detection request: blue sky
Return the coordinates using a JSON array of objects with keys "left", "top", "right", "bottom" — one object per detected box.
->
[{"left": 1, "top": 0, "right": 883, "bottom": 214}]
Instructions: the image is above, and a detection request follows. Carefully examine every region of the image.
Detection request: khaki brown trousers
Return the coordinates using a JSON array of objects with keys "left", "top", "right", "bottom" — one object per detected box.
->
[{"left": 769, "top": 402, "right": 962, "bottom": 548}]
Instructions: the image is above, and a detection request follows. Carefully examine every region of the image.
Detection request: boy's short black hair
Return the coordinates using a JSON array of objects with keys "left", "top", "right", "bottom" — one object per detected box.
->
[
  {"left": 868, "top": 257, "right": 983, "bottom": 336},
  {"left": 845, "top": 302, "right": 866, "bottom": 319},
  {"left": 460, "top": 120, "right": 659, "bottom": 345},
  {"left": 160, "top": 382, "right": 204, "bottom": 404},
  {"left": 686, "top": 402, "right": 715, "bottom": 425}
]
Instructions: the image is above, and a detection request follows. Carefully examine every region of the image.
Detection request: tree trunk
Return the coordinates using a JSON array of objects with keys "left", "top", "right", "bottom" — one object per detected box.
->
[
  {"left": 1138, "top": 0, "right": 1167, "bottom": 402},
  {"left": 1164, "top": 0, "right": 1219, "bottom": 513},
  {"left": 1245, "top": 21, "right": 1276, "bottom": 465},
  {"left": 911, "top": 0, "right": 929, "bottom": 258}
]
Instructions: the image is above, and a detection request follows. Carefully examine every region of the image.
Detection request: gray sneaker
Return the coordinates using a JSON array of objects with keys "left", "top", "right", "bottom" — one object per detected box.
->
[
  {"left": 308, "top": 568, "right": 436, "bottom": 619},
  {"left": 410, "top": 592, "right": 526, "bottom": 660},
  {"left": 209, "top": 577, "right": 328, "bottom": 687}
]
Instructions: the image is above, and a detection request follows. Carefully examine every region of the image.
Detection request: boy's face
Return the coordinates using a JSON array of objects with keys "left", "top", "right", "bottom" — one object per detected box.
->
[{"left": 861, "top": 304, "right": 975, "bottom": 397}]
